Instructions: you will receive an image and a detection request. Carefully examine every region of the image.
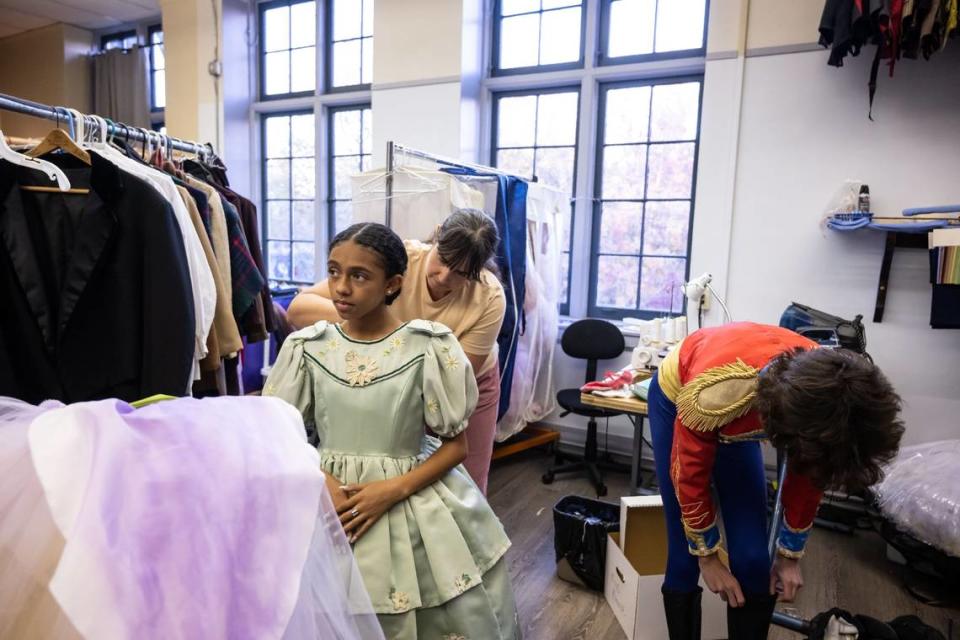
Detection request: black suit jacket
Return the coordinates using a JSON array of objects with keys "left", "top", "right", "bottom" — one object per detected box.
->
[{"left": 0, "top": 152, "right": 195, "bottom": 403}]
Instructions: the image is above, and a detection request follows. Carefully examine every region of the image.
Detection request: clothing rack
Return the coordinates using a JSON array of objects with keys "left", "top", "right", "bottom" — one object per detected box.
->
[{"left": 0, "top": 92, "right": 211, "bottom": 159}]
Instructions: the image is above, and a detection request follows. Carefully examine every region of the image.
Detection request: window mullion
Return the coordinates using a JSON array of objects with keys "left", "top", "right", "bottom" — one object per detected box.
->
[
  {"left": 568, "top": 74, "right": 597, "bottom": 319},
  {"left": 582, "top": 0, "right": 599, "bottom": 71},
  {"left": 315, "top": 100, "right": 327, "bottom": 275}
]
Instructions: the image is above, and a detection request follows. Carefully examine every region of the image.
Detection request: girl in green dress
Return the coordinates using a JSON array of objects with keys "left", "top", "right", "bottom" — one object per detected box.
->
[{"left": 264, "top": 223, "right": 520, "bottom": 640}]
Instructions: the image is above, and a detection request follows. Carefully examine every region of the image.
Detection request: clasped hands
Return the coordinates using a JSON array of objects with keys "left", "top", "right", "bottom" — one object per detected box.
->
[{"left": 331, "top": 478, "right": 405, "bottom": 544}]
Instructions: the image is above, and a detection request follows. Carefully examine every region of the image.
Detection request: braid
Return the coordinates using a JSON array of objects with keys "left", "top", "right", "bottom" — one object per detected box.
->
[{"left": 329, "top": 223, "right": 408, "bottom": 304}]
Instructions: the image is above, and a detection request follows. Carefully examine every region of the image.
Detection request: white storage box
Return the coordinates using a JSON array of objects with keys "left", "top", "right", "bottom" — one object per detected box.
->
[{"left": 605, "top": 496, "right": 727, "bottom": 639}]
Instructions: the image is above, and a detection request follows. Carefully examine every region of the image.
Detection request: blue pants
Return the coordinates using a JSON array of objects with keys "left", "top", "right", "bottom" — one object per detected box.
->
[{"left": 648, "top": 373, "right": 771, "bottom": 595}]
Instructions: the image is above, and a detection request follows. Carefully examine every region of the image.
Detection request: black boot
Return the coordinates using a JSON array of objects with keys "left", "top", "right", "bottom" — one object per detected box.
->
[
  {"left": 726, "top": 593, "right": 777, "bottom": 640},
  {"left": 662, "top": 586, "right": 702, "bottom": 640}
]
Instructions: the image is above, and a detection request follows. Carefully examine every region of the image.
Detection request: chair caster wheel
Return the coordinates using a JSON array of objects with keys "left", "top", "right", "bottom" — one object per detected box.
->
[
  {"left": 596, "top": 484, "right": 608, "bottom": 497},
  {"left": 542, "top": 472, "right": 555, "bottom": 484}
]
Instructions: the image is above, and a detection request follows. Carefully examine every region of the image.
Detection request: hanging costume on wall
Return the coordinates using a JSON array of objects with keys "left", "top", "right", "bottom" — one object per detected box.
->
[
  {"left": 819, "top": 0, "right": 959, "bottom": 116},
  {"left": 264, "top": 320, "right": 520, "bottom": 640},
  {"left": 0, "top": 394, "right": 383, "bottom": 640}
]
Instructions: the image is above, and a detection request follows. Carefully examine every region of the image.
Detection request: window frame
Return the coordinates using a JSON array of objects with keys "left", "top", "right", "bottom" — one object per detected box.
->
[
  {"left": 491, "top": 0, "right": 587, "bottom": 77},
  {"left": 490, "top": 85, "right": 581, "bottom": 316},
  {"left": 597, "top": 0, "right": 709, "bottom": 67},
  {"left": 258, "top": 0, "right": 317, "bottom": 101},
  {"left": 260, "top": 108, "right": 317, "bottom": 286},
  {"left": 326, "top": 102, "right": 372, "bottom": 238},
  {"left": 148, "top": 25, "right": 164, "bottom": 112},
  {"left": 252, "top": 0, "right": 374, "bottom": 289},
  {"left": 324, "top": 0, "right": 373, "bottom": 94},
  {"left": 484, "top": 0, "right": 709, "bottom": 321},
  {"left": 100, "top": 29, "right": 137, "bottom": 51},
  {"left": 586, "top": 74, "right": 704, "bottom": 320}
]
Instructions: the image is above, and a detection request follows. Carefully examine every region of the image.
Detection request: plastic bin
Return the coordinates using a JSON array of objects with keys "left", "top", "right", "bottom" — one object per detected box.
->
[{"left": 553, "top": 495, "right": 620, "bottom": 591}]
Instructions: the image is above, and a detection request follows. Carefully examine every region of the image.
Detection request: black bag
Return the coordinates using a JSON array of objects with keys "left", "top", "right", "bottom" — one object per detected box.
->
[
  {"left": 553, "top": 495, "right": 619, "bottom": 591},
  {"left": 779, "top": 301, "right": 869, "bottom": 355}
]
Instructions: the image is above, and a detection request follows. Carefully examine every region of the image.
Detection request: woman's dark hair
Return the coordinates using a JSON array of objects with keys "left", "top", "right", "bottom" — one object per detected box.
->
[
  {"left": 756, "top": 347, "right": 904, "bottom": 495},
  {"left": 432, "top": 209, "right": 500, "bottom": 282},
  {"left": 329, "top": 223, "right": 408, "bottom": 305}
]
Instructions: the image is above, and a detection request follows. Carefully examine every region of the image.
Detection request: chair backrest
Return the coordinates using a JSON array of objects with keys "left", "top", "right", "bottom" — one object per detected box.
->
[{"left": 561, "top": 319, "right": 625, "bottom": 384}]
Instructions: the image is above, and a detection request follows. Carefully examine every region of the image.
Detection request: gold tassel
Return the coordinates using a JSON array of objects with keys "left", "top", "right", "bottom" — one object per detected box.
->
[{"left": 676, "top": 359, "right": 760, "bottom": 431}]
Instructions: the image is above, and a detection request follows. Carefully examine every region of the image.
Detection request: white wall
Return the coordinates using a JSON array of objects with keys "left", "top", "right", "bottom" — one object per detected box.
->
[
  {"left": 371, "top": 82, "right": 464, "bottom": 166},
  {"left": 545, "top": 33, "right": 960, "bottom": 453},
  {"left": 723, "top": 47, "right": 960, "bottom": 446}
]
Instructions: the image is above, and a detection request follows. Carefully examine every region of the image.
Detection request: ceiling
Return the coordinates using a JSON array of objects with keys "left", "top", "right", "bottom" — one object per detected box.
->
[{"left": 0, "top": 0, "right": 160, "bottom": 40}]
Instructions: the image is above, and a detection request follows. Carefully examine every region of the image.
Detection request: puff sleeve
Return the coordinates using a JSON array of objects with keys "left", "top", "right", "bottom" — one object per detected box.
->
[
  {"left": 263, "top": 323, "right": 324, "bottom": 430},
  {"left": 421, "top": 331, "right": 479, "bottom": 438}
]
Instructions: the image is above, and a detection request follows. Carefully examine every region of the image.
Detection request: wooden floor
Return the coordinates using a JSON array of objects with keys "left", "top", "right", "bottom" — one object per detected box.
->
[{"left": 487, "top": 449, "right": 959, "bottom": 640}]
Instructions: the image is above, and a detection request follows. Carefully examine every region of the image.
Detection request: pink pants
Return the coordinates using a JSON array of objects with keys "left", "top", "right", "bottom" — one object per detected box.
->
[{"left": 463, "top": 365, "right": 500, "bottom": 495}]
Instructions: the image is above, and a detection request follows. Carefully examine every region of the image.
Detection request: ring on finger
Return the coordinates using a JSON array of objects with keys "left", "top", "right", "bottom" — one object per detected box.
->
[{"left": 350, "top": 509, "right": 360, "bottom": 518}]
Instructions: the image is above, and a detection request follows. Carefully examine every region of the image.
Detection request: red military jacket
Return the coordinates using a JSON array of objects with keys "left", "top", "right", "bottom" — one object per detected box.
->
[{"left": 657, "top": 322, "right": 823, "bottom": 559}]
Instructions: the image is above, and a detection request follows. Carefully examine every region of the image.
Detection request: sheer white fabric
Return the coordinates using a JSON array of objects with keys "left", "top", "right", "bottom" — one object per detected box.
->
[
  {"left": 496, "top": 184, "right": 563, "bottom": 441},
  {"left": 351, "top": 167, "right": 485, "bottom": 240}
]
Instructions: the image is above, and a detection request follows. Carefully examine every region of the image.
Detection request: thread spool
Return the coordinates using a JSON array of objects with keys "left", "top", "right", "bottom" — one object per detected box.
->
[{"left": 663, "top": 317, "right": 676, "bottom": 343}]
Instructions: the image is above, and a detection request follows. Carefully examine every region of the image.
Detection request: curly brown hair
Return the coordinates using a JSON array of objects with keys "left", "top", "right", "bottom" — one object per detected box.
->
[{"left": 756, "top": 347, "right": 904, "bottom": 494}]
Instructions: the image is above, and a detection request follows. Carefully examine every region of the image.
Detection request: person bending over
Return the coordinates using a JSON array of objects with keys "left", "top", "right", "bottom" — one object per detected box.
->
[{"left": 647, "top": 322, "right": 903, "bottom": 639}]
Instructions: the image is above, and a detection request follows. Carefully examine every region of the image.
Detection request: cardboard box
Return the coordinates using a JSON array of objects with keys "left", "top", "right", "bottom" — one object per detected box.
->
[{"left": 605, "top": 496, "right": 727, "bottom": 639}]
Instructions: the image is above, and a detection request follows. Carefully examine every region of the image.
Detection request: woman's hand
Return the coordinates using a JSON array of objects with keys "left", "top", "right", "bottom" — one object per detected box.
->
[
  {"left": 337, "top": 479, "right": 405, "bottom": 544},
  {"left": 770, "top": 555, "right": 803, "bottom": 602},
  {"left": 699, "top": 553, "right": 745, "bottom": 608},
  {"left": 324, "top": 473, "right": 351, "bottom": 514}
]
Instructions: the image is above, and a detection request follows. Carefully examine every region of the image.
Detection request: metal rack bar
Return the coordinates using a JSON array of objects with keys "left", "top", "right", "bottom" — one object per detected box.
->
[{"left": 0, "top": 92, "right": 210, "bottom": 158}]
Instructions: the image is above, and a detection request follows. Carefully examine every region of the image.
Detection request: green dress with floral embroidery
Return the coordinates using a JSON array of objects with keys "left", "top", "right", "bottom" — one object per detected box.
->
[{"left": 264, "top": 319, "right": 520, "bottom": 640}]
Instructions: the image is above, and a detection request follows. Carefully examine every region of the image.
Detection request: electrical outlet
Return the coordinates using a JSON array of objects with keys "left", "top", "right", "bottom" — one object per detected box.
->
[{"left": 701, "top": 289, "right": 711, "bottom": 310}]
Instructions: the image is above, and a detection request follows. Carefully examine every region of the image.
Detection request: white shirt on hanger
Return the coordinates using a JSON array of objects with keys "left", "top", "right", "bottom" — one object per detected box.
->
[{"left": 92, "top": 147, "right": 216, "bottom": 383}]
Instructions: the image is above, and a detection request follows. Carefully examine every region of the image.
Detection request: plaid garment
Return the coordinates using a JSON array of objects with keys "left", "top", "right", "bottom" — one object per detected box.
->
[{"left": 221, "top": 197, "right": 264, "bottom": 321}]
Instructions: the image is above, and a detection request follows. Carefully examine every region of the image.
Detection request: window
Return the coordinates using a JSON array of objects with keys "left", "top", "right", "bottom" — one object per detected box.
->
[
  {"left": 600, "top": 0, "right": 707, "bottom": 63},
  {"left": 488, "top": 0, "right": 707, "bottom": 319},
  {"left": 590, "top": 79, "right": 701, "bottom": 318},
  {"left": 101, "top": 30, "right": 138, "bottom": 51},
  {"left": 492, "top": 89, "right": 578, "bottom": 312},
  {"left": 254, "top": 0, "right": 375, "bottom": 288},
  {"left": 260, "top": 0, "right": 317, "bottom": 98},
  {"left": 262, "top": 111, "right": 317, "bottom": 284},
  {"left": 494, "top": 0, "right": 584, "bottom": 73},
  {"left": 328, "top": 105, "right": 372, "bottom": 236},
  {"left": 327, "top": 0, "right": 373, "bottom": 89},
  {"left": 148, "top": 27, "right": 165, "bottom": 111}
]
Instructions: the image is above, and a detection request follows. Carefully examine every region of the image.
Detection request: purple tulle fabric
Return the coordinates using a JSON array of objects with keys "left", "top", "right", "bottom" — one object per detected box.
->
[{"left": 1, "top": 396, "right": 382, "bottom": 640}]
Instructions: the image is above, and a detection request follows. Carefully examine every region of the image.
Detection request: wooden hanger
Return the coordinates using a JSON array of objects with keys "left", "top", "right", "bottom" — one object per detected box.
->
[
  {"left": 26, "top": 128, "right": 91, "bottom": 165},
  {"left": 20, "top": 124, "right": 90, "bottom": 194}
]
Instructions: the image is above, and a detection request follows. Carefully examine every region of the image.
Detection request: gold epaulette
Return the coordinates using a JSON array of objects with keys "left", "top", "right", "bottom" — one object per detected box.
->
[{"left": 675, "top": 359, "right": 760, "bottom": 431}]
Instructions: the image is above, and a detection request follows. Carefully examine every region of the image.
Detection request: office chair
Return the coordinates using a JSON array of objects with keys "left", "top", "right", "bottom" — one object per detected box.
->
[{"left": 542, "top": 319, "right": 630, "bottom": 496}]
